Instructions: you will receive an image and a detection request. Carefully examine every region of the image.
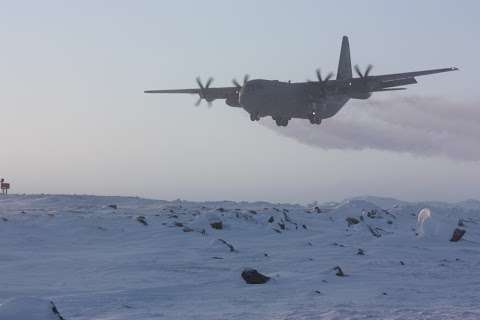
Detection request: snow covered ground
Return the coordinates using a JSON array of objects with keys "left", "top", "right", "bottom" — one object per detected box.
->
[{"left": 0, "top": 194, "right": 479, "bottom": 319}]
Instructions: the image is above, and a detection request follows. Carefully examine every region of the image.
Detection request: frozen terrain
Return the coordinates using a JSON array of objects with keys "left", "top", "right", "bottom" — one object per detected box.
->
[{"left": 0, "top": 194, "right": 479, "bottom": 319}]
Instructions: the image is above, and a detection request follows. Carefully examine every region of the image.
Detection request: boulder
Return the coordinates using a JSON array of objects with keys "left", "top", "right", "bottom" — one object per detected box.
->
[
  {"left": 346, "top": 217, "right": 360, "bottom": 226},
  {"left": 108, "top": 204, "right": 118, "bottom": 210},
  {"left": 210, "top": 221, "right": 223, "bottom": 230},
  {"left": 450, "top": 228, "right": 466, "bottom": 242},
  {"left": 136, "top": 216, "right": 148, "bottom": 226},
  {"left": 241, "top": 268, "right": 270, "bottom": 284},
  {"left": 334, "top": 266, "right": 346, "bottom": 277}
]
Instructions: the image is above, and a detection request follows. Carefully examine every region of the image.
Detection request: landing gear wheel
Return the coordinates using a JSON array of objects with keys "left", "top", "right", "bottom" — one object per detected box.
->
[
  {"left": 309, "top": 116, "right": 322, "bottom": 125},
  {"left": 250, "top": 112, "right": 260, "bottom": 121},
  {"left": 274, "top": 118, "right": 289, "bottom": 127}
]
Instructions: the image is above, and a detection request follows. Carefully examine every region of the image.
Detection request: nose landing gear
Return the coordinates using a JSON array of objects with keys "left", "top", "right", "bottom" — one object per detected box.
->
[{"left": 309, "top": 114, "right": 322, "bottom": 125}]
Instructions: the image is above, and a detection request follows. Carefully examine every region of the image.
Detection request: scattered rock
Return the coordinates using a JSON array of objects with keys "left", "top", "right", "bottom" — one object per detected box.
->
[
  {"left": 1, "top": 217, "right": 8, "bottom": 222},
  {"left": 210, "top": 221, "right": 223, "bottom": 230},
  {"left": 136, "top": 216, "right": 148, "bottom": 226},
  {"left": 217, "top": 238, "right": 236, "bottom": 252},
  {"left": 314, "top": 290, "right": 322, "bottom": 294},
  {"left": 174, "top": 222, "right": 184, "bottom": 228},
  {"left": 278, "top": 222, "right": 285, "bottom": 230},
  {"left": 387, "top": 220, "right": 393, "bottom": 225},
  {"left": 314, "top": 206, "right": 321, "bottom": 213},
  {"left": 249, "top": 210, "right": 257, "bottom": 214},
  {"left": 400, "top": 261, "right": 405, "bottom": 266},
  {"left": 241, "top": 268, "right": 270, "bottom": 284},
  {"left": 334, "top": 266, "right": 346, "bottom": 277},
  {"left": 264, "top": 253, "right": 269, "bottom": 257},
  {"left": 367, "top": 225, "right": 382, "bottom": 238},
  {"left": 458, "top": 219, "right": 465, "bottom": 227},
  {"left": 182, "top": 226, "right": 194, "bottom": 232},
  {"left": 302, "top": 224, "right": 307, "bottom": 229},
  {"left": 366, "top": 209, "right": 378, "bottom": 219},
  {"left": 268, "top": 216, "right": 274, "bottom": 223},
  {"left": 450, "top": 228, "right": 466, "bottom": 242},
  {"left": 212, "top": 256, "right": 224, "bottom": 260},
  {"left": 108, "top": 204, "right": 118, "bottom": 210},
  {"left": 216, "top": 207, "right": 226, "bottom": 212},
  {"left": 272, "top": 228, "right": 282, "bottom": 234},
  {"left": 346, "top": 217, "right": 360, "bottom": 226},
  {"left": 357, "top": 248, "right": 365, "bottom": 255}
]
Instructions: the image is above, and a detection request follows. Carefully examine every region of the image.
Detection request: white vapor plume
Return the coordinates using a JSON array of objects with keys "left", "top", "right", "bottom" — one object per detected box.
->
[
  {"left": 264, "top": 96, "right": 480, "bottom": 161},
  {"left": 416, "top": 208, "right": 432, "bottom": 237}
]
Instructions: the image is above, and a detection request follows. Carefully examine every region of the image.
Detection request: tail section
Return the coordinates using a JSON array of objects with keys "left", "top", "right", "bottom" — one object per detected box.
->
[{"left": 336, "top": 36, "right": 352, "bottom": 80}]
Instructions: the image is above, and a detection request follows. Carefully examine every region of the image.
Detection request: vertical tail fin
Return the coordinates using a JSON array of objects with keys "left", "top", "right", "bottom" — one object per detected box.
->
[{"left": 336, "top": 36, "right": 352, "bottom": 80}]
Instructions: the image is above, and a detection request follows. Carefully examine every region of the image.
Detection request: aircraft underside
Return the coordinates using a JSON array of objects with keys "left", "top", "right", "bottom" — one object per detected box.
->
[{"left": 240, "top": 85, "right": 350, "bottom": 126}]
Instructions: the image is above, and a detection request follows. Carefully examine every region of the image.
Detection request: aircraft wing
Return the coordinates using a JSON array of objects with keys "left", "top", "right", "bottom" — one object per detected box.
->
[
  {"left": 369, "top": 67, "right": 458, "bottom": 82},
  {"left": 144, "top": 86, "right": 237, "bottom": 100}
]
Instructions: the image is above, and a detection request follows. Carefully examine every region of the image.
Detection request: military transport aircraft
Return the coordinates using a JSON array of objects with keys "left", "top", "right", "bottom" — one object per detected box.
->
[{"left": 145, "top": 36, "right": 458, "bottom": 127}]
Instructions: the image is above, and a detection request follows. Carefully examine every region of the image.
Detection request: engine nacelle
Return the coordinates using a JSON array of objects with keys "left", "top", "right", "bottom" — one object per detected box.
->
[{"left": 225, "top": 93, "right": 241, "bottom": 107}]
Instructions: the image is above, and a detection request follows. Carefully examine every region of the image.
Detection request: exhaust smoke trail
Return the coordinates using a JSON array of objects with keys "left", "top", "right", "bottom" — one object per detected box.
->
[{"left": 263, "top": 96, "right": 480, "bottom": 161}]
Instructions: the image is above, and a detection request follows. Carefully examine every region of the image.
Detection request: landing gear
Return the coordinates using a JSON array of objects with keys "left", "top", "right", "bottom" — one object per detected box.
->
[
  {"left": 250, "top": 112, "right": 260, "bottom": 121},
  {"left": 309, "top": 114, "right": 322, "bottom": 125},
  {"left": 274, "top": 117, "right": 289, "bottom": 127}
]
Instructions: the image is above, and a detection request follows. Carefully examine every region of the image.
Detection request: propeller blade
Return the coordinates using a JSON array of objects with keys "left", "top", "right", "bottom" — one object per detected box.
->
[
  {"left": 196, "top": 77, "right": 204, "bottom": 90},
  {"left": 205, "top": 77, "right": 213, "bottom": 88},
  {"left": 316, "top": 69, "right": 323, "bottom": 82},
  {"left": 243, "top": 74, "right": 250, "bottom": 86},
  {"left": 195, "top": 97, "right": 202, "bottom": 106},
  {"left": 324, "top": 72, "right": 334, "bottom": 82},
  {"left": 365, "top": 64, "right": 373, "bottom": 77},
  {"left": 354, "top": 65, "right": 363, "bottom": 78},
  {"left": 232, "top": 79, "right": 241, "bottom": 88}
]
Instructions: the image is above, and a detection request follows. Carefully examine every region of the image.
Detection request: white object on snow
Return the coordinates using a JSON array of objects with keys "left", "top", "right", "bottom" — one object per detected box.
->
[{"left": 416, "top": 208, "right": 432, "bottom": 237}]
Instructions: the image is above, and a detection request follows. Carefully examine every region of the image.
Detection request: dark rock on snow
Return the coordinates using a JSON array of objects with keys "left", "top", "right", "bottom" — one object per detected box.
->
[
  {"left": 210, "top": 221, "right": 223, "bottom": 230},
  {"left": 346, "top": 217, "right": 360, "bottom": 226},
  {"left": 241, "top": 268, "right": 270, "bottom": 284},
  {"left": 450, "top": 228, "right": 466, "bottom": 242},
  {"left": 334, "top": 266, "right": 346, "bottom": 277},
  {"left": 136, "top": 216, "right": 148, "bottom": 226}
]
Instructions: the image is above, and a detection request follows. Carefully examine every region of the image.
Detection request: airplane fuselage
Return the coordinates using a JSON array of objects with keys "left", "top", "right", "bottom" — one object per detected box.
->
[
  {"left": 144, "top": 36, "right": 458, "bottom": 127},
  {"left": 238, "top": 79, "right": 350, "bottom": 126}
]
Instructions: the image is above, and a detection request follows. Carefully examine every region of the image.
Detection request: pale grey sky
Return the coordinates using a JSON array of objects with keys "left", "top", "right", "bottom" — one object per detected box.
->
[{"left": 1, "top": 1, "right": 478, "bottom": 203}]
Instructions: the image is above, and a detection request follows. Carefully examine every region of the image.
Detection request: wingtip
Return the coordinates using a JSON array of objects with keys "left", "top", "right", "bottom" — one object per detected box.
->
[{"left": 452, "top": 67, "right": 459, "bottom": 71}]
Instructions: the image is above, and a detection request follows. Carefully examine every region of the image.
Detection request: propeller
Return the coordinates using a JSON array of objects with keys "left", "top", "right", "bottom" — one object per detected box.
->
[
  {"left": 232, "top": 74, "right": 250, "bottom": 89},
  {"left": 195, "top": 77, "right": 214, "bottom": 107},
  {"left": 354, "top": 64, "right": 373, "bottom": 79},
  {"left": 309, "top": 69, "right": 333, "bottom": 96},
  {"left": 315, "top": 69, "right": 333, "bottom": 83}
]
